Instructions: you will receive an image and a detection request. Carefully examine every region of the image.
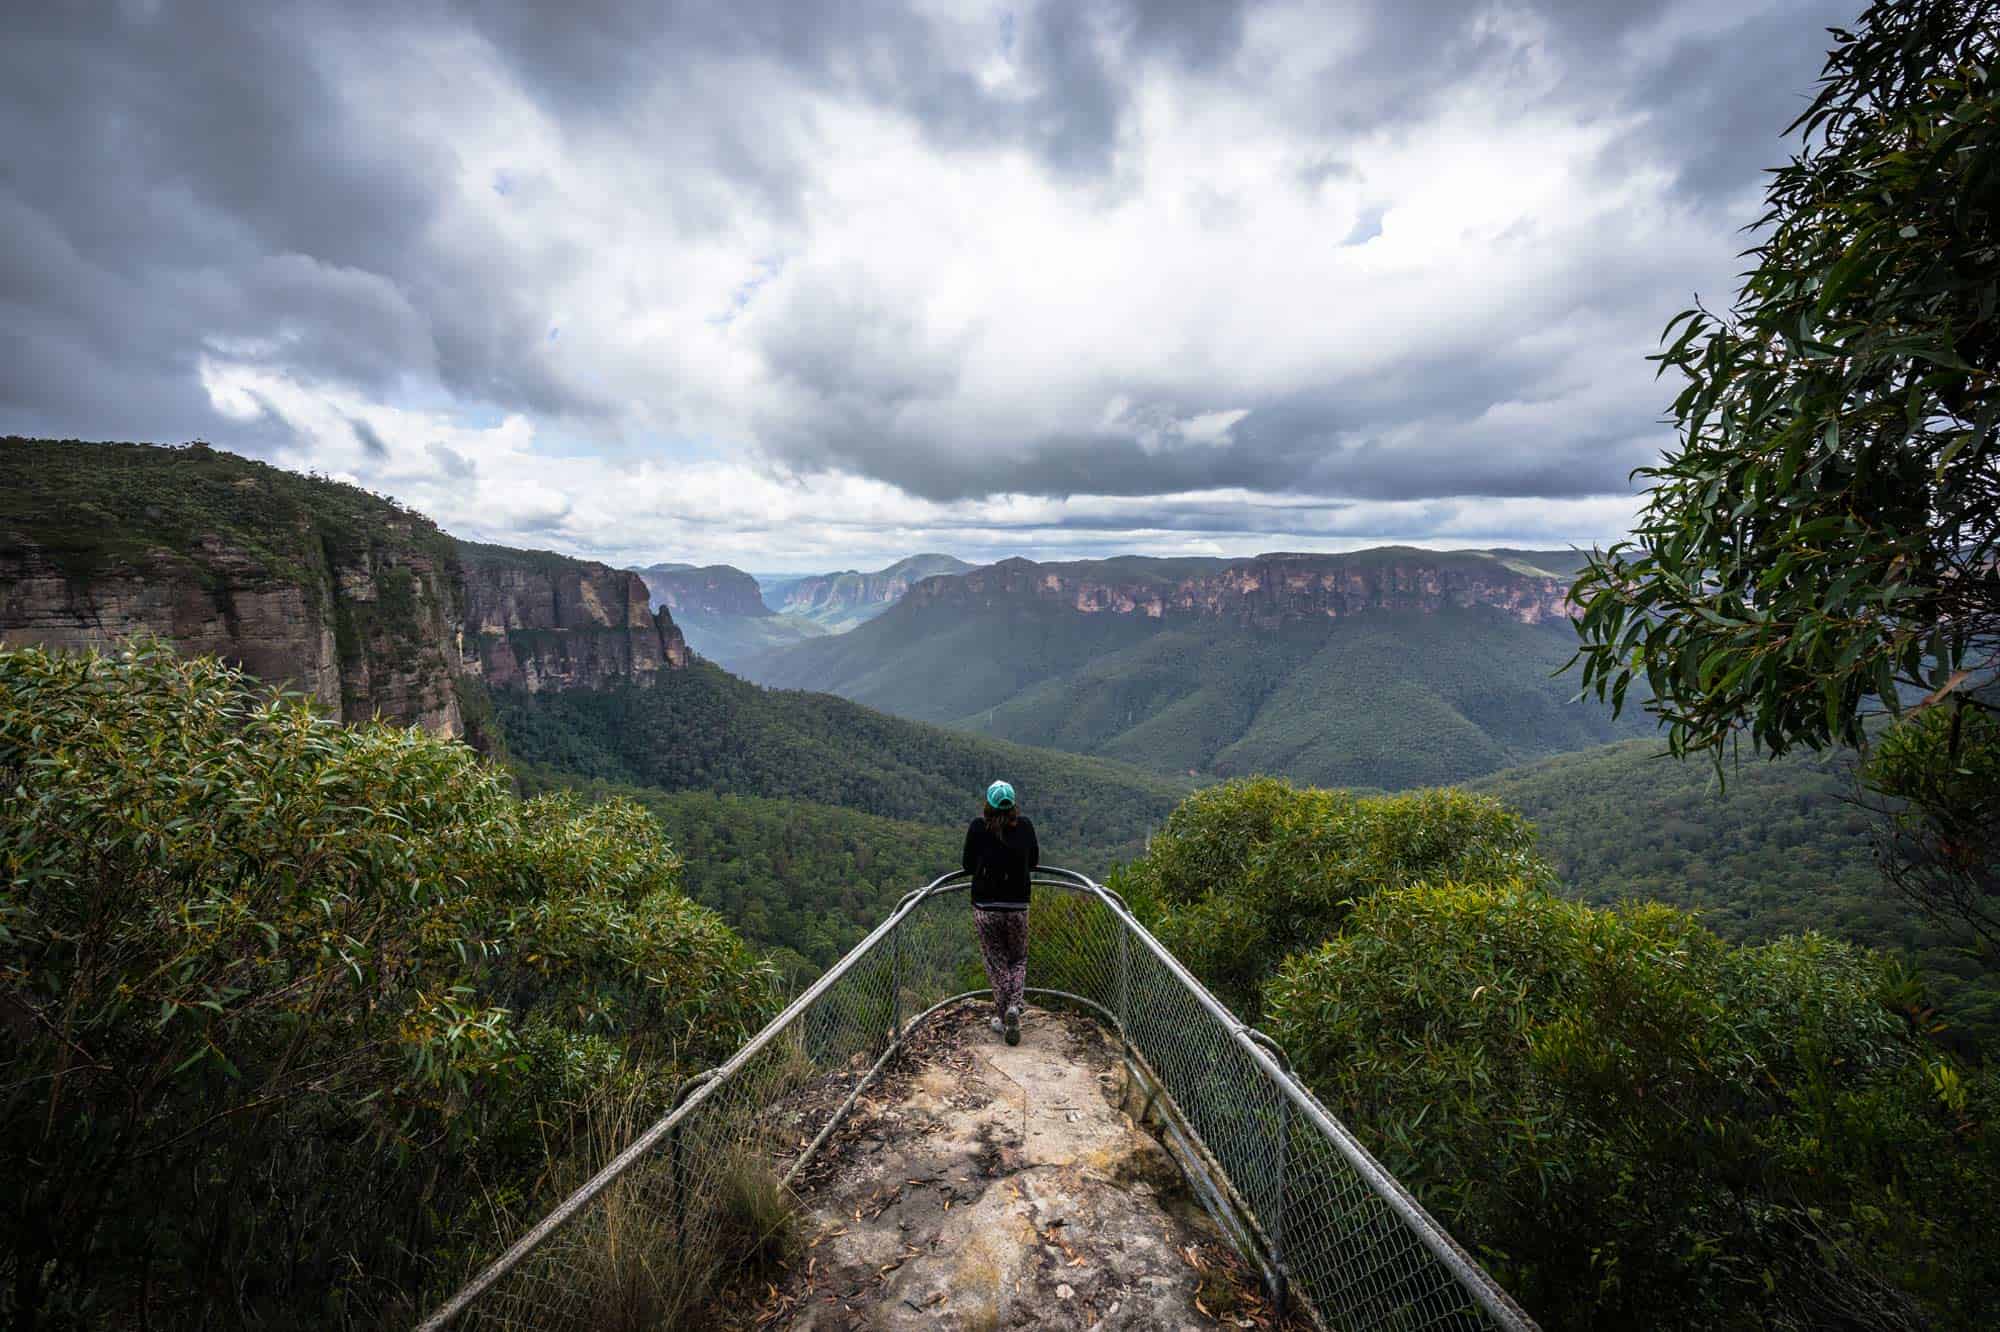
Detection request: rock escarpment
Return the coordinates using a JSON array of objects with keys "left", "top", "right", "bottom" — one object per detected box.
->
[
  {"left": 634, "top": 562, "right": 773, "bottom": 618},
  {"left": 0, "top": 439, "right": 687, "bottom": 737},
  {"left": 768, "top": 554, "right": 973, "bottom": 627},
  {"left": 464, "top": 544, "right": 689, "bottom": 693},
  {"left": 901, "top": 549, "right": 1576, "bottom": 627}
]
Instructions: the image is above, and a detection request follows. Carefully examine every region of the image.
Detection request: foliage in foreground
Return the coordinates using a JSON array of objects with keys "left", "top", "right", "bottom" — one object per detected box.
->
[
  {"left": 0, "top": 642, "right": 774, "bottom": 1328},
  {"left": 1113, "top": 777, "right": 1548, "bottom": 1014},
  {"left": 1124, "top": 779, "right": 1997, "bottom": 1330},
  {"left": 1862, "top": 703, "right": 2000, "bottom": 958},
  {"left": 1270, "top": 882, "right": 1998, "bottom": 1331},
  {"left": 516, "top": 763, "right": 964, "bottom": 986},
  {"left": 1570, "top": 0, "right": 1998, "bottom": 762}
]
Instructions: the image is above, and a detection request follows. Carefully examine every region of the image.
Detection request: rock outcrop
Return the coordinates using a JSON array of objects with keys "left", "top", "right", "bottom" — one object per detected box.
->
[
  {"left": 901, "top": 549, "right": 1575, "bottom": 628},
  {"left": 463, "top": 544, "right": 689, "bottom": 693},
  {"left": 755, "top": 1003, "right": 1289, "bottom": 1331},
  {"left": 633, "top": 563, "right": 772, "bottom": 618},
  {"left": 0, "top": 439, "right": 688, "bottom": 737}
]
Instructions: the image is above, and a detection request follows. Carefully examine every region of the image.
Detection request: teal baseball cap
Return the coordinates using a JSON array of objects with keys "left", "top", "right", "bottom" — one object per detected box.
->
[{"left": 985, "top": 779, "right": 1016, "bottom": 809}]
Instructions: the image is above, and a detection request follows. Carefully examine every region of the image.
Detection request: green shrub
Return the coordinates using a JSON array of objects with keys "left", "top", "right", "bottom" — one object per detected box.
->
[
  {"left": 1267, "top": 881, "right": 2000, "bottom": 1330},
  {"left": 1113, "top": 777, "right": 1548, "bottom": 1014},
  {"left": 0, "top": 640, "right": 775, "bottom": 1327}
]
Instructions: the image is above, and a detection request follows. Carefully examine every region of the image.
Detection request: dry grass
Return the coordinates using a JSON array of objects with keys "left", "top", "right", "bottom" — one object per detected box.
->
[{"left": 475, "top": 1081, "right": 804, "bottom": 1331}]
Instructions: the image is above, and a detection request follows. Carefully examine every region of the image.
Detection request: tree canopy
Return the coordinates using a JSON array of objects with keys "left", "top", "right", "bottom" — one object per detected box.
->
[
  {"left": 0, "top": 641, "right": 772, "bottom": 1326},
  {"left": 1571, "top": 0, "right": 1999, "bottom": 761}
]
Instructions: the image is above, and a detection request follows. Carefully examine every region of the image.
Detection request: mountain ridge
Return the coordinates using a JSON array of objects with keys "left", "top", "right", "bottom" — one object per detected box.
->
[
  {"left": 741, "top": 547, "right": 1633, "bottom": 790},
  {"left": 762, "top": 552, "right": 973, "bottom": 631},
  {"left": 896, "top": 548, "right": 1579, "bottom": 625}
]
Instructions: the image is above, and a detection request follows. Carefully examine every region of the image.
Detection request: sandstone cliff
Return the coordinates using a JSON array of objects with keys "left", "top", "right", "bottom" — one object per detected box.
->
[
  {"left": 0, "top": 439, "right": 687, "bottom": 737},
  {"left": 463, "top": 543, "right": 689, "bottom": 693},
  {"left": 634, "top": 562, "right": 771, "bottom": 617},
  {"left": 769, "top": 553, "right": 972, "bottom": 627},
  {"left": 900, "top": 549, "right": 1575, "bottom": 627}
]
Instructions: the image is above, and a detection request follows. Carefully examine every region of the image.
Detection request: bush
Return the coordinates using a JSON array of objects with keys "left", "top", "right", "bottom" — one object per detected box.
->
[
  {"left": 1113, "top": 777, "right": 1548, "bottom": 1014},
  {"left": 1267, "top": 882, "right": 2000, "bottom": 1331},
  {"left": 0, "top": 641, "right": 775, "bottom": 1327}
]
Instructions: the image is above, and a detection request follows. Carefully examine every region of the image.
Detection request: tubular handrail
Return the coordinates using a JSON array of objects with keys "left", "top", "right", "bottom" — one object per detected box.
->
[{"left": 417, "top": 866, "right": 1538, "bottom": 1332}]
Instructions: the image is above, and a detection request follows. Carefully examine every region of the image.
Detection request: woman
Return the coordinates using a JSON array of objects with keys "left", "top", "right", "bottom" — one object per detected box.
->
[{"left": 962, "top": 779, "right": 1039, "bottom": 1045}]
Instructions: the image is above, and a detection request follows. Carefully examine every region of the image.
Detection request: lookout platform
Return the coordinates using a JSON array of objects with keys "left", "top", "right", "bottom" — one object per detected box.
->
[{"left": 743, "top": 1001, "right": 1293, "bottom": 1331}]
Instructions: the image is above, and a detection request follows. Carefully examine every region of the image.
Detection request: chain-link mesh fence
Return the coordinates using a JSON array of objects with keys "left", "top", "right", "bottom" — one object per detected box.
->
[{"left": 418, "top": 869, "right": 1537, "bottom": 1332}]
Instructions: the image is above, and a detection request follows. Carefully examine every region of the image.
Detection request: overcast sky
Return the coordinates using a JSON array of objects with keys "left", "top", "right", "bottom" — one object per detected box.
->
[{"left": 5, "top": 0, "right": 1854, "bottom": 572}]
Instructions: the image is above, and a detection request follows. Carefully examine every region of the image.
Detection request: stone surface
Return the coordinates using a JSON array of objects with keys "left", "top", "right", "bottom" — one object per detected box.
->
[
  {"left": 460, "top": 550, "right": 688, "bottom": 695},
  {"left": 751, "top": 1005, "right": 1287, "bottom": 1332}
]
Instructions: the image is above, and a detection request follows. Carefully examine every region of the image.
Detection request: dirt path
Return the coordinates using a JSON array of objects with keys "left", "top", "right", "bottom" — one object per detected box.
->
[{"left": 745, "top": 1002, "right": 1292, "bottom": 1332}]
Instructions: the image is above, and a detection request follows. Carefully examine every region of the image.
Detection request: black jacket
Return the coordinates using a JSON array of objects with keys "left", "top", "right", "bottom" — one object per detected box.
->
[{"left": 962, "top": 815, "right": 1039, "bottom": 909}]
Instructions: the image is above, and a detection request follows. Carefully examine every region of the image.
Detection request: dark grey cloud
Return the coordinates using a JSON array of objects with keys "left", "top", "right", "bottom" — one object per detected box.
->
[
  {"left": 0, "top": 0, "right": 1867, "bottom": 548},
  {"left": 349, "top": 416, "right": 390, "bottom": 460}
]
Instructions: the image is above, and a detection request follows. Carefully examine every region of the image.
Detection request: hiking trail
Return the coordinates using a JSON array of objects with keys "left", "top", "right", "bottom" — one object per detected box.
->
[{"left": 745, "top": 1002, "right": 1295, "bottom": 1331}]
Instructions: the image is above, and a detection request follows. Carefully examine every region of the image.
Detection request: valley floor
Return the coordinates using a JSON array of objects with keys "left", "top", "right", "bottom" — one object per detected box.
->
[{"left": 739, "top": 1003, "right": 1292, "bottom": 1331}]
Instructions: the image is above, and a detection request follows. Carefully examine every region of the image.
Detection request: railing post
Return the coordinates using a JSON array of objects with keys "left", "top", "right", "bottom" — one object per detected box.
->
[
  {"left": 666, "top": 1121, "right": 684, "bottom": 1239},
  {"left": 1271, "top": 1095, "right": 1291, "bottom": 1313},
  {"left": 1116, "top": 919, "right": 1132, "bottom": 1053},
  {"left": 890, "top": 918, "right": 904, "bottom": 1041}
]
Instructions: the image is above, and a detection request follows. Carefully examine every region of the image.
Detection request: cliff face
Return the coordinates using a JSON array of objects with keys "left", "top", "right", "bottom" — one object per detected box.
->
[
  {"left": 772, "top": 554, "right": 973, "bottom": 622},
  {"left": 463, "top": 546, "right": 689, "bottom": 693},
  {"left": 0, "top": 440, "right": 688, "bottom": 738},
  {"left": 634, "top": 563, "right": 770, "bottom": 617},
  {"left": 901, "top": 551, "right": 1575, "bottom": 626}
]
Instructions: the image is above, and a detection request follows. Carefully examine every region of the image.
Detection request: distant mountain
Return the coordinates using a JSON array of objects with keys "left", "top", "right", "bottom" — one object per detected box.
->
[
  {"left": 760, "top": 553, "right": 973, "bottom": 631},
  {"left": 630, "top": 561, "right": 827, "bottom": 670},
  {"left": 634, "top": 562, "right": 771, "bottom": 617},
  {"left": 741, "top": 548, "right": 1648, "bottom": 789}
]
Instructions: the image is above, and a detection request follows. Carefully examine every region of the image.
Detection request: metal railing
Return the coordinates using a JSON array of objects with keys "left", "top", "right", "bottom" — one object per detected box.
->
[{"left": 418, "top": 868, "right": 1538, "bottom": 1331}]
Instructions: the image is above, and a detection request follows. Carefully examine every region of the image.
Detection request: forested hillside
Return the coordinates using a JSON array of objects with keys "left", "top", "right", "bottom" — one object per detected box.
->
[
  {"left": 491, "top": 658, "right": 1189, "bottom": 859},
  {"left": 518, "top": 764, "right": 963, "bottom": 984},
  {"left": 748, "top": 564, "right": 1648, "bottom": 788},
  {"left": 1470, "top": 740, "right": 2000, "bottom": 1048}
]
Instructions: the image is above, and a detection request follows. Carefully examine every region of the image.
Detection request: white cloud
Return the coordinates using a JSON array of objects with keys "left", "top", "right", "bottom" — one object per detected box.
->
[{"left": 17, "top": 0, "right": 1853, "bottom": 570}]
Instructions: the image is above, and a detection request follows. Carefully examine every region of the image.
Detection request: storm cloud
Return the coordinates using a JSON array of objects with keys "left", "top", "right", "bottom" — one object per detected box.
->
[{"left": 2, "top": 0, "right": 1856, "bottom": 568}]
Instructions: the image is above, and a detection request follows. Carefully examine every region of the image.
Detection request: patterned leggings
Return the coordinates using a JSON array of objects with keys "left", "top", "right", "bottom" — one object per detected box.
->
[{"left": 973, "top": 907, "right": 1028, "bottom": 1016}]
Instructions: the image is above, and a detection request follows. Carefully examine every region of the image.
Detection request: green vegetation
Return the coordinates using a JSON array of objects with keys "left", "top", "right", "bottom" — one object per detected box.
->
[
  {"left": 1114, "top": 778, "right": 1549, "bottom": 1013},
  {"left": 489, "top": 658, "right": 1189, "bottom": 861},
  {"left": 1862, "top": 704, "right": 2000, "bottom": 958},
  {"left": 1270, "top": 882, "right": 1998, "bottom": 1331},
  {"left": 1569, "top": 0, "right": 1997, "bottom": 760},
  {"left": 0, "top": 437, "right": 459, "bottom": 610},
  {"left": 0, "top": 641, "right": 773, "bottom": 1326},
  {"left": 1468, "top": 740, "right": 2000, "bottom": 1050},
  {"left": 1123, "top": 779, "right": 1998, "bottom": 1331},
  {"left": 754, "top": 595, "right": 1647, "bottom": 789},
  {"left": 518, "top": 764, "right": 962, "bottom": 986},
  {"left": 667, "top": 607, "right": 828, "bottom": 672}
]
